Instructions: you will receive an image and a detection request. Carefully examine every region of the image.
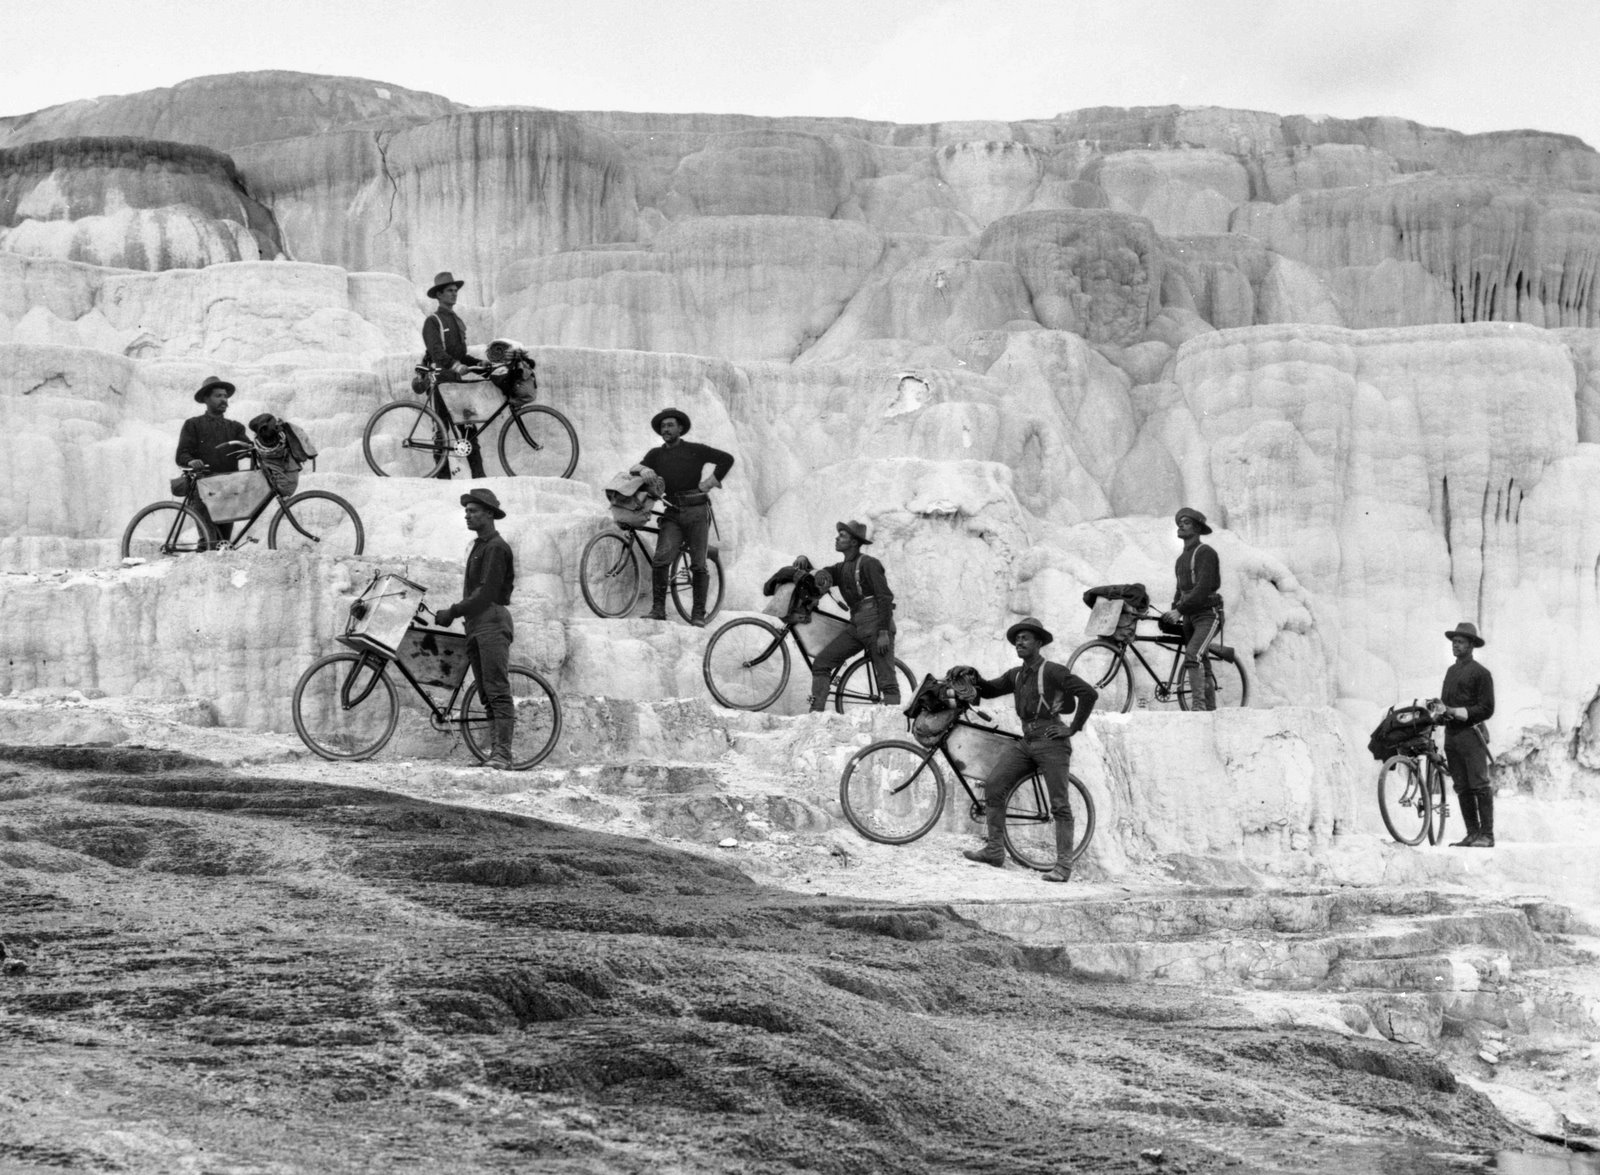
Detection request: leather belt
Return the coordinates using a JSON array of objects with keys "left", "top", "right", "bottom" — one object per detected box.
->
[
  {"left": 1022, "top": 718, "right": 1068, "bottom": 738},
  {"left": 669, "top": 491, "right": 710, "bottom": 507}
]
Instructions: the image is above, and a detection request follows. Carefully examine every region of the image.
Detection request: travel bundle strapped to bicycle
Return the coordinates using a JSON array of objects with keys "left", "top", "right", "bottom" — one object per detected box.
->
[
  {"left": 124, "top": 422, "right": 364, "bottom": 560},
  {"left": 1371, "top": 700, "right": 1453, "bottom": 845},
  {"left": 699, "top": 558, "right": 916, "bottom": 712},
  {"left": 1064, "top": 583, "right": 1248, "bottom": 712},
  {"left": 576, "top": 468, "right": 728, "bottom": 621},
  {"left": 364, "top": 339, "right": 578, "bottom": 480},
  {"left": 837, "top": 670, "right": 1096, "bottom": 869},
  {"left": 290, "top": 570, "right": 562, "bottom": 769}
]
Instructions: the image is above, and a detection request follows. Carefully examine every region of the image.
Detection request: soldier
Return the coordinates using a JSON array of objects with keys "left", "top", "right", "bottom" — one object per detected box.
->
[
  {"left": 432, "top": 489, "right": 518, "bottom": 770},
  {"left": 175, "top": 375, "right": 248, "bottom": 545},
  {"left": 1162, "top": 506, "right": 1224, "bottom": 710},
  {"left": 959, "top": 618, "right": 1098, "bottom": 883},
  {"left": 807, "top": 520, "right": 901, "bottom": 710},
  {"left": 420, "top": 270, "right": 528, "bottom": 479},
  {"left": 1432, "top": 622, "right": 1497, "bottom": 847},
  {"left": 637, "top": 408, "right": 733, "bottom": 626}
]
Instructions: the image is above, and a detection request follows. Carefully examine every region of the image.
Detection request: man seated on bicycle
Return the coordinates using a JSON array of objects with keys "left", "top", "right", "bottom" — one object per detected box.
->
[
  {"left": 638, "top": 408, "right": 734, "bottom": 626},
  {"left": 806, "top": 520, "right": 901, "bottom": 711},
  {"left": 421, "top": 271, "right": 530, "bottom": 479},
  {"left": 954, "top": 617, "right": 1098, "bottom": 883},
  {"left": 1162, "top": 506, "right": 1223, "bottom": 711},
  {"left": 431, "top": 488, "right": 518, "bottom": 770},
  {"left": 175, "top": 375, "right": 248, "bottom": 546}
]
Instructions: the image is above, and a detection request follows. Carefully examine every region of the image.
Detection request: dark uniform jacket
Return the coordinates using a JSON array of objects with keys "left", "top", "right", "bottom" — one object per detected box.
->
[
  {"left": 1173, "top": 541, "right": 1222, "bottom": 615},
  {"left": 814, "top": 553, "right": 894, "bottom": 635},
  {"left": 977, "top": 658, "right": 1099, "bottom": 736},
  {"left": 640, "top": 440, "right": 735, "bottom": 503},
  {"left": 423, "top": 308, "right": 472, "bottom": 369},
  {"left": 1440, "top": 659, "right": 1494, "bottom": 735},
  {"left": 176, "top": 414, "right": 248, "bottom": 473},
  {"left": 453, "top": 532, "right": 516, "bottom": 622}
]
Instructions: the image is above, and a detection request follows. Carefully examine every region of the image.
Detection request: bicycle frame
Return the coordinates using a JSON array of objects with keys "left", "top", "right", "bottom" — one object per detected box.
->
[
  {"left": 424, "top": 376, "right": 545, "bottom": 459},
  {"left": 334, "top": 634, "right": 474, "bottom": 729},
  {"left": 746, "top": 604, "right": 892, "bottom": 702},
  {"left": 1112, "top": 617, "right": 1227, "bottom": 704},
  {"left": 169, "top": 470, "right": 313, "bottom": 551}
]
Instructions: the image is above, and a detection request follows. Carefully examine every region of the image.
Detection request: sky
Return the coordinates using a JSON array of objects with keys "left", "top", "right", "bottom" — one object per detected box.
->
[{"left": 8, "top": 0, "right": 1600, "bottom": 148}]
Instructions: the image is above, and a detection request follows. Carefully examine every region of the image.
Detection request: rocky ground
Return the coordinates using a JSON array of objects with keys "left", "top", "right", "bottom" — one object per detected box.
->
[{"left": 4, "top": 727, "right": 1597, "bottom": 1175}]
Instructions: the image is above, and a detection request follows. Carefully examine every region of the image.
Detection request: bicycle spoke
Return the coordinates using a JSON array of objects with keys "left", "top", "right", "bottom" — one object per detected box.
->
[{"left": 839, "top": 740, "right": 946, "bottom": 845}]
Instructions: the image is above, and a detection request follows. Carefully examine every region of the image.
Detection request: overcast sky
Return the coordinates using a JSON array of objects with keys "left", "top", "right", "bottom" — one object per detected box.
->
[{"left": 10, "top": 0, "right": 1599, "bottom": 148}]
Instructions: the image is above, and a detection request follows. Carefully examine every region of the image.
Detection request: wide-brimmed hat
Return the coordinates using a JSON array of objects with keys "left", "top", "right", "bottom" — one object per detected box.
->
[
  {"left": 1444, "top": 621, "right": 1485, "bottom": 648},
  {"left": 1005, "top": 616, "right": 1054, "bottom": 646},
  {"left": 1174, "top": 506, "right": 1212, "bottom": 535},
  {"left": 460, "top": 488, "right": 505, "bottom": 520},
  {"left": 651, "top": 408, "right": 691, "bottom": 435},
  {"left": 193, "top": 375, "right": 235, "bottom": 403},
  {"left": 427, "top": 271, "right": 465, "bottom": 299},
  {"left": 836, "top": 520, "right": 872, "bottom": 545}
]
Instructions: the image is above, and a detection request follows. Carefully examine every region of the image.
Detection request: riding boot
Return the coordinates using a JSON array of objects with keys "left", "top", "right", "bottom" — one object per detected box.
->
[
  {"left": 1450, "top": 789, "right": 1479, "bottom": 847},
  {"left": 645, "top": 565, "right": 669, "bottom": 621},
  {"left": 1473, "top": 791, "right": 1495, "bottom": 848},
  {"left": 487, "top": 713, "right": 516, "bottom": 770},
  {"left": 807, "top": 670, "right": 831, "bottom": 713},
  {"left": 689, "top": 570, "right": 709, "bottom": 627},
  {"left": 961, "top": 801, "right": 1007, "bottom": 867},
  {"left": 1041, "top": 816, "right": 1075, "bottom": 883}
]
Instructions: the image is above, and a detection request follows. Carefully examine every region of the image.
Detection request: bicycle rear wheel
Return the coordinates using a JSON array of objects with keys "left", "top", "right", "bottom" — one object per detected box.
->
[
  {"left": 1176, "top": 652, "right": 1249, "bottom": 711},
  {"left": 702, "top": 617, "right": 790, "bottom": 710},
  {"left": 833, "top": 656, "right": 917, "bottom": 712},
  {"left": 1002, "top": 773, "right": 1096, "bottom": 870},
  {"left": 1424, "top": 757, "right": 1450, "bottom": 845},
  {"left": 498, "top": 405, "right": 579, "bottom": 479},
  {"left": 669, "top": 549, "right": 726, "bottom": 622},
  {"left": 121, "top": 501, "right": 215, "bottom": 560},
  {"left": 269, "top": 490, "right": 365, "bottom": 556},
  {"left": 460, "top": 665, "right": 562, "bottom": 769},
  {"left": 1377, "top": 755, "right": 1430, "bottom": 845},
  {"left": 839, "top": 739, "right": 947, "bottom": 845},
  {"left": 364, "top": 400, "right": 447, "bottom": 478},
  {"left": 1065, "top": 639, "right": 1132, "bottom": 713},
  {"left": 291, "top": 652, "right": 398, "bottom": 761},
  {"left": 578, "top": 531, "right": 643, "bottom": 618}
]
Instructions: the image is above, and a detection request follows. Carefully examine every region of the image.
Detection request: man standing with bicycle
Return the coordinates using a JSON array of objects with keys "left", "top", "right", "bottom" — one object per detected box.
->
[
  {"left": 807, "top": 520, "right": 901, "bottom": 711},
  {"left": 638, "top": 408, "right": 733, "bottom": 627},
  {"left": 175, "top": 375, "right": 248, "bottom": 546},
  {"left": 422, "top": 271, "right": 529, "bottom": 480},
  {"left": 958, "top": 618, "right": 1098, "bottom": 883},
  {"left": 1432, "top": 622, "right": 1497, "bottom": 847},
  {"left": 1162, "top": 506, "right": 1223, "bottom": 711},
  {"left": 431, "top": 488, "right": 518, "bottom": 770}
]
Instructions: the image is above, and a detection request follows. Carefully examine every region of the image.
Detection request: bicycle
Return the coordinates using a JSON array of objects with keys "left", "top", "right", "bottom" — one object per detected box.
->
[
  {"left": 838, "top": 681, "right": 1096, "bottom": 870},
  {"left": 291, "top": 571, "right": 562, "bottom": 768},
  {"left": 701, "top": 602, "right": 916, "bottom": 713},
  {"left": 1376, "top": 709, "right": 1452, "bottom": 846},
  {"left": 577, "top": 511, "right": 726, "bottom": 623},
  {"left": 1064, "top": 609, "right": 1248, "bottom": 713},
  {"left": 121, "top": 461, "right": 365, "bottom": 560},
  {"left": 362, "top": 351, "right": 578, "bottom": 480}
]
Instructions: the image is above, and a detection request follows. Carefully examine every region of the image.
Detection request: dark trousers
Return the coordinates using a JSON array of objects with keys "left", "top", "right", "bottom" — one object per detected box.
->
[
  {"left": 1444, "top": 725, "right": 1493, "bottom": 836},
  {"left": 429, "top": 376, "right": 487, "bottom": 479},
  {"left": 809, "top": 600, "right": 899, "bottom": 710},
  {"left": 465, "top": 604, "right": 514, "bottom": 728},
  {"left": 652, "top": 502, "right": 712, "bottom": 573},
  {"left": 1182, "top": 609, "right": 1221, "bottom": 710},
  {"left": 983, "top": 735, "right": 1075, "bottom": 824}
]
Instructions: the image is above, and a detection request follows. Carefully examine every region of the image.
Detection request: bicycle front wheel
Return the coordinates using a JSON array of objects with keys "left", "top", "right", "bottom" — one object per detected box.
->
[
  {"left": 579, "top": 531, "right": 643, "bottom": 618},
  {"left": 460, "top": 665, "right": 563, "bottom": 769},
  {"left": 498, "top": 405, "right": 579, "bottom": 479},
  {"left": 1176, "top": 652, "right": 1250, "bottom": 711},
  {"left": 833, "top": 656, "right": 917, "bottom": 712},
  {"left": 1424, "top": 757, "right": 1450, "bottom": 846},
  {"left": 1377, "top": 755, "right": 1430, "bottom": 845},
  {"left": 1002, "top": 773, "right": 1096, "bottom": 870},
  {"left": 702, "top": 617, "right": 790, "bottom": 710},
  {"left": 121, "top": 501, "right": 215, "bottom": 560},
  {"left": 269, "top": 491, "right": 365, "bottom": 556},
  {"left": 1065, "top": 639, "right": 1132, "bottom": 713},
  {"left": 839, "top": 739, "right": 948, "bottom": 845},
  {"left": 364, "top": 400, "right": 447, "bottom": 478},
  {"left": 669, "top": 549, "right": 726, "bottom": 623},
  {"left": 291, "top": 652, "right": 398, "bottom": 760}
]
